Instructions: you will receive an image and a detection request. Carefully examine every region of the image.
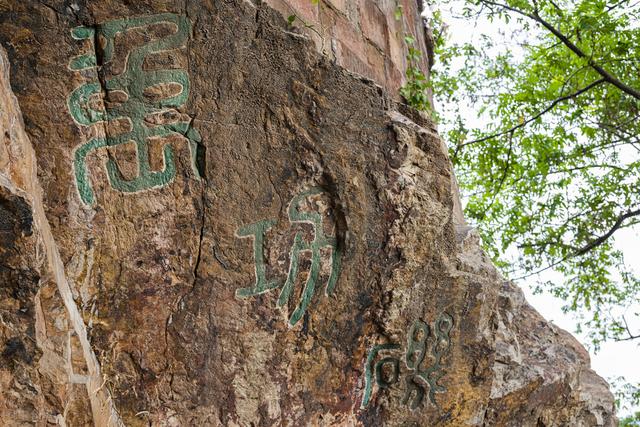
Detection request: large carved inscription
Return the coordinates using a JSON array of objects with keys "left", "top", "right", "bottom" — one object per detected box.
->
[
  {"left": 235, "top": 188, "right": 342, "bottom": 327},
  {"left": 362, "top": 313, "right": 454, "bottom": 410},
  {"left": 61, "top": 13, "right": 451, "bottom": 418},
  {"left": 67, "top": 14, "right": 201, "bottom": 205}
]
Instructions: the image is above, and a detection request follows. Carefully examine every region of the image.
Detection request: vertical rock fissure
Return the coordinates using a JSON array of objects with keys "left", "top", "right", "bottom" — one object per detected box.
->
[
  {"left": 33, "top": 152, "right": 124, "bottom": 426},
  {"left": 0, "top": 46, "right": 124, "bottom": 425},
  {"left": 193, "top": 188, "right": 206, "bottom": 289},
  {"left": 32, "top": 196, "right": 124, "bottom": 426}
]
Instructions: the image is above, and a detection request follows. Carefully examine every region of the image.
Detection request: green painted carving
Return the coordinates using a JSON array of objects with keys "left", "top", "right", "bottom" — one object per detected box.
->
[
  {"left": 402, "top": 374, "right": 426, "bottom": 410},
  {"left": 277, "top": 187, "right": 342, "bottom": 326},
  {"left": 68, "top": 82, "right": 104, "bottom": 125},
  {"left": 69, "top": 54, "right": 97, "bottom": 71},
  {"left": 71, "top": 26, "right": 95, "bottom": 40},
  {"left": 375, "top": 357, "right": 400, "bottom": 388},
  {"left": 235, "top": 188, "right": 342, "bottom": 326},
  {"left": 235, "top": 219, "right": 280, "bottom": 298},
  {"left": 405, "top": 320, "right": 429, "bottom": 371},
  {"left": 416, "top": 312, "right": 454, "bottom": 405},
  {"left": 361, "top": 314, "right": 455, "bottom": 410},
  {"left": 361, "top": 344, "right": 401, "bottom": 409},
  {"left": 67, "top": 14, "right": 201, "bottom": 205}
]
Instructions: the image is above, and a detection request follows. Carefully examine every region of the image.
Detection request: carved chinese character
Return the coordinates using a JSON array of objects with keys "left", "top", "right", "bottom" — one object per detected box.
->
[
  {"left": 361, "top": 313, "right": 454, "bottom": 410},
  {"left": 235, "top": 188, "right": 342, "bottom": 327},
  {"left": 235, "top": 219, "right": 280, "bottom": 298},
  {"left": 68, "top": 14, "right": 201, "bottom": 205}
]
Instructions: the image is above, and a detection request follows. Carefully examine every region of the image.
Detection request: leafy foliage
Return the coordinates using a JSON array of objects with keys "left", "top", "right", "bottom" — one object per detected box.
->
[
  {"left": 427, "top": 0, "right": 640, "bottom": 352},
  {"left": 395, "top": 3, "right": 432, "bottom": 113},
  {"left": 620, "top": 412, "right": 640, "bottom": 427},
  {"left": 399, "top": 35, "right": 432, "bottom": 112},
  {"left": 611, "top": 376, "right": 640, "bottom": 417}
]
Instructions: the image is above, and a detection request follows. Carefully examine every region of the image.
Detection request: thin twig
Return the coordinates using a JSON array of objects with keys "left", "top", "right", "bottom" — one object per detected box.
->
[
  {"left": 479, "top": 0, "right": 640, "bottom": 100},
  {"left": 513, "top": 208, "right": 640, "bottom": 280},
  {"left": 459, "top": 78, "right": 606, "bottom": 148}
]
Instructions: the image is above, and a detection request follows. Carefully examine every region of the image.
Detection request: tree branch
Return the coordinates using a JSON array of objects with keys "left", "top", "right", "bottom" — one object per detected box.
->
[
  {"left": 478, "top": 0, "right": 640, "bottom": 100},
  {"left": 574, "top": 208, "right": 640, "bottom": 256},
  {"left": 460, "top": 78, "right": 606, "bottom": 147},
  {"left": 482, "top": 130, "right": 514, "bottom": 213},
  {"left": 548, "top": 0, "right": 564, "bottom": 16},
  {"left": 512, "top": 207, "right": 640, "bottom": 280},
  {"left": 614, "top": 315, "right": 640, "bottom": 342},
  {"left": 605, "top": 0, "right": 633, "bottom": 13}
]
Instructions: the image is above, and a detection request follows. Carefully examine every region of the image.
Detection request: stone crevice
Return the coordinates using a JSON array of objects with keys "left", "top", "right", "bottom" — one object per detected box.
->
[{"left": 0, "top": 45, "right": 124, "bottom": 426}]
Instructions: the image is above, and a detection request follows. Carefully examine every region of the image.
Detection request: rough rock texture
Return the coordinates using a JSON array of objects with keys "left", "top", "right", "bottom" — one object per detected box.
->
[
  {"left": 0, "top": 0, "right": 616, "bottom": 425},
  {"left": 0, "top": 40, "right": 120, "bottom": 425},
  {"left": 263, "top": 0, "right": 433, "bottom": 95}
]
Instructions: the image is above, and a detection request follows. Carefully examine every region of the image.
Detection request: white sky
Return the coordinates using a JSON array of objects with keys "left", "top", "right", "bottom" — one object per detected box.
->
[{"left": 424, "top": 0, "right": 640, "bottom": 416}]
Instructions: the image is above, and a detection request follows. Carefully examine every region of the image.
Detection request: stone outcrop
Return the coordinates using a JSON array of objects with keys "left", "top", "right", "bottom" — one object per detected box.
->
[
  {"left": 263, "top": 0, "right": 432, "bottom": 95},
  {"left": 0, "top": 0, "right": 616, "bottom": 425}
]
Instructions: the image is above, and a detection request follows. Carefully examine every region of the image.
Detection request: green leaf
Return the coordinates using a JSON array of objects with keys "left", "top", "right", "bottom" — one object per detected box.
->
[
  {"left": 394, "top": 6, "right": 403, "bottom": 21},
  {"left": 428, "top": 0, "right": 640, "bottom": 360}
]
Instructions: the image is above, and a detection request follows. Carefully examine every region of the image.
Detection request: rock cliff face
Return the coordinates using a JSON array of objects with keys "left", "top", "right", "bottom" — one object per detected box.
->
[
  {"left": 0, "top": 0, "right": 616, "bottom": 425},
  {"left": 262, "top": 0, "right": 433, "bottom": 96}
]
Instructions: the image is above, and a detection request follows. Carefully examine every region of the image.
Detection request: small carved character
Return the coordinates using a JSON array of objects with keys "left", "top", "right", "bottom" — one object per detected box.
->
[
  {"left": 361, "top": 314, "right": 454, "bottom": 410},
  {"left": 235, "top": 188, "right": 342, "bottom": 327}
]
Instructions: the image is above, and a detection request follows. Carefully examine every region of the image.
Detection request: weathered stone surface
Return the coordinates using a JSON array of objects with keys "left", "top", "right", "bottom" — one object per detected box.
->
[
  {"left": 0, "top": 42, "right": 121, "bottom": 425},
  {"left": 455, "top": 228, "right": 617, "bottom": 426},
  {"left": 0, "top": 0, "right": 616, "bottom": 425},
  {"left": 263, "top": 0, "right": 431, "bottom": 96}
]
